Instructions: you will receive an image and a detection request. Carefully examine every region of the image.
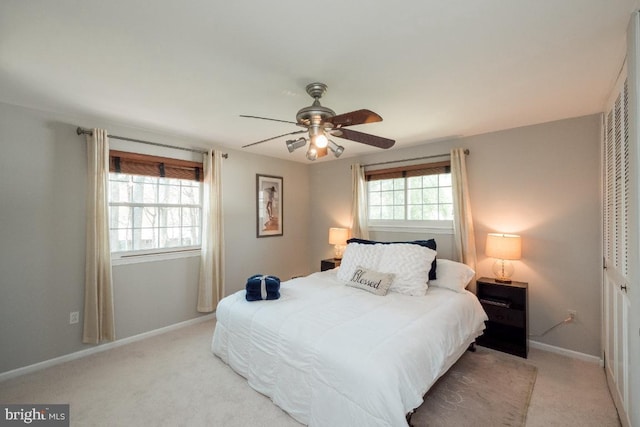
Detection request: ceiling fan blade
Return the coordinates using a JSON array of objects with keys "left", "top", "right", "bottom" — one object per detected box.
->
[
  {"left": 331, "top": 128, "right": 395, "bottom": 149},
  {"left": 325, "top": 109, "right": 382, "bottom": 128},
  {"left": 240, "top": 115, "right": 297, "bottom": 125},
  {"left": 242, "top": 130, "right": 306, "bottom": 148}
]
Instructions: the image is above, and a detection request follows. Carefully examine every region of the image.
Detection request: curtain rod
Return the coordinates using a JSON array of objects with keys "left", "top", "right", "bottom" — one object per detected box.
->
[
  {"left": 76, "top": 127, "right": 228, "bottom": 158},
  {"left": 361, "top": 148, "right": 469, "bottom": 168}
]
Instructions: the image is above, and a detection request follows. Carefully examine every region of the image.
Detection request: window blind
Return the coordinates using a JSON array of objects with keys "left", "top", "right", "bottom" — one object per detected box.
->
[
  {"left": 109, "top": 150, "right": 204, "bottom": 182},
  {"left": 365, "top": 161, "right": 451, "bottom": 181}
]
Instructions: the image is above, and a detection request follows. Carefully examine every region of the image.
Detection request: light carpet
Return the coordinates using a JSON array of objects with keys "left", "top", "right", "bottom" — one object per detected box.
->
[
  {"left": 411, "top": 346, "right": 537, "bottom": 426},
  {"left": 0, "top": 319, "right": 537, "bottom": 426}
]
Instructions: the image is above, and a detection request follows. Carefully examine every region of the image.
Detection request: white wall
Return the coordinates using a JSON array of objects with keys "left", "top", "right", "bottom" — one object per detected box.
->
[
  {"left": 0, "top": 105, "right": 87, "bottom": 372},
  {"left": 221, "top": 148, "right": 312, "bottom": 294},
  {"left": 0, "top": 101, "right": 604, "bottom": 371},
  {"left": 468, "top": 117, "right": 601, "bottom": 356},
  {"left": 0, "top": 102, "right": 311, "bottom": 373},
  {"left": 309, "top": 114, "right": 602, "bottom": 357}
]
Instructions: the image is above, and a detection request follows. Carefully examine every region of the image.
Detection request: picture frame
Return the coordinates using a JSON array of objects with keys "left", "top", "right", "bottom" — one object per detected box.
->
[{"left": 256, "top": 174, "right": 283, "bottom": 238}]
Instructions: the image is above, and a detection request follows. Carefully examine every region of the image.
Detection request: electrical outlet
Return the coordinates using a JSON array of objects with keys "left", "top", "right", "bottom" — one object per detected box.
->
[
  {"left": 69, "top": 311, "right": 79, "bottom": 324},
  {"left": 568, "top": 310, "right": 577, "bottom": 321}
]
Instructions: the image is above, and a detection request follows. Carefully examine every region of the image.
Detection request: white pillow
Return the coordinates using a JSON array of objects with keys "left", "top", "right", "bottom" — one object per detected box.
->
[
  {"left": 345, "top": 266, "right": 394, "bottom": 296},
  {"left": 337, "top": 243, "right": 384, "bottom": 283},
  {"left": 338, "top": 242, "right": 437, "bottom": 297},
  {"left": 428, "top": 259, "right": 475, "bottom": 293},
  {"left": 378, "top": 244, "right": 436, "bottom": 296}
]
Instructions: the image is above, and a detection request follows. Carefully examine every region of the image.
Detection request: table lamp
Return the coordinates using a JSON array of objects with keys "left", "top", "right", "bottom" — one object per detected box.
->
[
  {"left": 485, "top": 233, "right": 522, "bottom": 283},
  {"left": 328, "top": 227, "right": 349, "bottom": 259}
]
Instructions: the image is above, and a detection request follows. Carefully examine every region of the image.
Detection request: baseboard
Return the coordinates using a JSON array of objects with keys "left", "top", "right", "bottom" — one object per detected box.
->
[
  {"left": 529, "top": 340, "right": 603, "bottom": 365},
  {"left": 0, "top": 313, "right": 216, "bottom": 383}
]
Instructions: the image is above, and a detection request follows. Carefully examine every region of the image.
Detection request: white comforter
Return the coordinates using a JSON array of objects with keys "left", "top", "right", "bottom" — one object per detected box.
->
[{"left": 212, "top": 269, "right": 487, "bottom": 427}]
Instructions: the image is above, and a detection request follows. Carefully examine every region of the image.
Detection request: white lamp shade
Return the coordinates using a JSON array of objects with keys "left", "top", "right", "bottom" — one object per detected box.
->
[
  {"left": 328, "top": 227, "right": 349, "bottom": 245},
  {"left": 485, "top": 233, "right": 522, "bottom": 260}
]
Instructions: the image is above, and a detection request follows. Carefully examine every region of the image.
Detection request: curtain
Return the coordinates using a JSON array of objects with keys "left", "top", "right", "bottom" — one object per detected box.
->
[
  {"left": 197, "top": 150, "right": 225, "bottom": 312},
  {"left": 451, "top": 148, "right": 477, "bottom": 275},
  {"left": 350, "top": 163, "right": 370, "bottom": 239},
  {"left": 83, "top": 128, "right": 116, "bottom": 344}
]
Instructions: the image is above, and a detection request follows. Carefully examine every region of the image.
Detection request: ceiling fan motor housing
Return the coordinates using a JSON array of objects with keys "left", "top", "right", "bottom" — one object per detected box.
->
[
  {"left": 296, "top": 82, "right": 335, "bottom": 127},
  {"left": 295, "top": 104, "right": 335, "bottom": 126}
]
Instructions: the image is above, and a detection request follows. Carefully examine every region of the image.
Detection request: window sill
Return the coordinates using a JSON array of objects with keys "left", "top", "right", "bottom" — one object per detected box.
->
[{"left": 111, "top": 248, "right": 201, "bottom": 266}]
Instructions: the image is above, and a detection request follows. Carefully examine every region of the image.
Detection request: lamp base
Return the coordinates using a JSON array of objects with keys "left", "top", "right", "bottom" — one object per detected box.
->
[{"left": 492, "top": 259, "right": 514, "bottom": 284}]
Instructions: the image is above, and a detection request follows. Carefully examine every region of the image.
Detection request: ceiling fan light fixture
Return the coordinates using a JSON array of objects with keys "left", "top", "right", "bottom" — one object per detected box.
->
[
  {"left": 328, "top": 140, "right": 344, "bottom": 158},
  {"left": 314, "top": 133, "right": 328, "bottom": 148},
  {"left": 306, "top": 144, "right": 318, "bottom": 161},
  {"left": 309, "top": 124, "right": 329, "bottom": 148},
  {"left": 286, "top": 137, "right": 307, "bottom": 153}
]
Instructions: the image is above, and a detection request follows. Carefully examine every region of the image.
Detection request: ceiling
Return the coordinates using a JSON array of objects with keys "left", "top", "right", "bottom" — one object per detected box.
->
[{"left": 1, "top": 1, "right": 638, "bottom": 162}]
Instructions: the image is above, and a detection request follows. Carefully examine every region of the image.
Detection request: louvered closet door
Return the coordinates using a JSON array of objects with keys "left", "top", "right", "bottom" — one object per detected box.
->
[{"left": 603, "top": 76, "right": 631, "bottom": 422}]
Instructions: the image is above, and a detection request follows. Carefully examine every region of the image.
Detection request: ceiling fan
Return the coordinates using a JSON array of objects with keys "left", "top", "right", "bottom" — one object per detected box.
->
[{"left": 240, "top": 82, "right": 395, "bottom": 160}]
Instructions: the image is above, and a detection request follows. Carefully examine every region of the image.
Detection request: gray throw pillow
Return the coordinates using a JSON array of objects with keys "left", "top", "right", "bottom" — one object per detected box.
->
[{"left": 345, "top": 265, "right": 394, "bottom": 296}]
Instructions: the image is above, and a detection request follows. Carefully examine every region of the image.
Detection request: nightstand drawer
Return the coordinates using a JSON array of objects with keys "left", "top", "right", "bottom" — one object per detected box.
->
[{"left": 483, "top": 304, "right": 524, "bottom": 328}]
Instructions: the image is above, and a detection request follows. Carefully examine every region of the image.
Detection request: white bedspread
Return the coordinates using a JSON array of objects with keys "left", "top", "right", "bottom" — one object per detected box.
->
[{"left": 212, "top": 269, "right": 487, "bottom": 427}]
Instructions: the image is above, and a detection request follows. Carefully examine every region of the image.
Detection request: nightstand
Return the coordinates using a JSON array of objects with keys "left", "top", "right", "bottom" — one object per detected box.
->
[
  {"left": 476, "top": 277, "right": 528, "bottom": 358},
  {"left": 321, "top": 258, "right": 341, "bottom": 271}
]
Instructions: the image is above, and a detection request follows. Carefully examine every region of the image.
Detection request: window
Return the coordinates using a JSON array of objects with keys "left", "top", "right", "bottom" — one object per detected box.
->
[
  {"left": 108, "top": 150, "right": 203, "bottom": 254},
  {"left": 367, "top": 161, "right": 453, "bottom": 227}
]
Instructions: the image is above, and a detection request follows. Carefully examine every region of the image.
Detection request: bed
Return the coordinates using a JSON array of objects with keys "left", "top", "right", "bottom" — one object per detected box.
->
[{"left": 211, "top": 241, "right": 488, "bottom": 427}]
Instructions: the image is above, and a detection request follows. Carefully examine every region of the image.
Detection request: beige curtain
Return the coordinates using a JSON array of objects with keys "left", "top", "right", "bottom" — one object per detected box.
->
[
  {"left": 350, "top": 163, "right": 369, "bottom": 239},
  {"left": 197, "top": 150, "right": 225, "bottom": 312},
  {"left": 451, "top": 148, "right": 477, "bottom": 274},
  {"left": 83, "top": 128, "right": 116, "bottom": 344}
]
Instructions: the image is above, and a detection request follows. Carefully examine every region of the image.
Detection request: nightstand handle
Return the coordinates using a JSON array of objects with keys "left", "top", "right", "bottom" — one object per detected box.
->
[{"left": 620, "top": 284, "right": 628, "bottom": 292}]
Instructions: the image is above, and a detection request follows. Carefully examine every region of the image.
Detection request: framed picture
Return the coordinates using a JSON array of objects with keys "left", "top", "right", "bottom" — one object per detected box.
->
[{"left": 256, "top": 174, "right": 283, "bottom": 237}]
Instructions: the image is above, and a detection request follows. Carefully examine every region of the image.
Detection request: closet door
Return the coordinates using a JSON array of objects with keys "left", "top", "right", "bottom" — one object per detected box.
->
[{"left": 602, "top": 77, "right": 631, "bottom": 425}]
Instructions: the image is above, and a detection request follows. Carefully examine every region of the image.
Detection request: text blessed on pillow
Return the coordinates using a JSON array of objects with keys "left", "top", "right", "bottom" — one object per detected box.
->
[{"left": 346, "top": 266, "right": 394, "bottom": 296}]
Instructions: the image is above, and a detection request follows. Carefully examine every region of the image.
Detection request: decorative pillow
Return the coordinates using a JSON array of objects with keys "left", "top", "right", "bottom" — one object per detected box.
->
[
  {"left": 338, "top": 242, "right": 437, "bottom": 297},
  {"left": 336, "top": 243, "right": 385, "bottom": 283},
  {"left": 378, "top": 244, "right": 436, "bottom": 296},
  {"left": 346, "top": 238, "right": 437, "bottom": 280},
  {"left": 428, "top": 259, "right": 475, "bottom": 293},
  {"left": 345, "top": 266, "right": 394, "bottom": 296}
]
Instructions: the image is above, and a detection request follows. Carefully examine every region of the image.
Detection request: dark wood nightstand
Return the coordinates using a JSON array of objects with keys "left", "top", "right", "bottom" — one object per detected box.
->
[
  {"left": 321, "top": 258, "right": 341, "bottom": 271},
  {"left": 476, "top": 277, "right": 528, "bottom": 358}
]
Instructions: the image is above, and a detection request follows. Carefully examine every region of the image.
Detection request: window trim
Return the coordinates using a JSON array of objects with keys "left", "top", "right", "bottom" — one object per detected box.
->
[
  {"left": 366, "top": 161, "right": 453, "bottom": 226},
  {"left": 108, "top": 149, "right": 204, "bottom": 257},
  {"left": 111, "top": 246, "right": 201, "bottom": 266}
]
